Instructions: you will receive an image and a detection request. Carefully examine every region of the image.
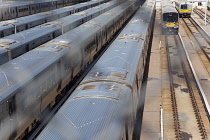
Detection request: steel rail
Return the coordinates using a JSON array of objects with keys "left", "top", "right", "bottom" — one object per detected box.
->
[
  {"left": 165, "top": 35, "right": 181, "bottom": 140},
  {"left": 178, "top": 32, "right": 210, "bottom": 123},
  {"left": 182, "top": 18, "right": 210, "bottom": 61},
  {"left": 175, "top": 34, "right": 208, "bottom": 139}
]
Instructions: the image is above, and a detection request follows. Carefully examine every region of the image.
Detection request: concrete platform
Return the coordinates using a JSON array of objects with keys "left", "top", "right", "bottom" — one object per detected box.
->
[{"left": 140, "top": 8, "right": 162, "bottom": 140}]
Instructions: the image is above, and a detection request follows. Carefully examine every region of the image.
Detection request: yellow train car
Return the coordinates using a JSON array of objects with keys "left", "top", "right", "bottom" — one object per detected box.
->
[{"left": 175, "top": 1, "right": 193, "bottom": 18}]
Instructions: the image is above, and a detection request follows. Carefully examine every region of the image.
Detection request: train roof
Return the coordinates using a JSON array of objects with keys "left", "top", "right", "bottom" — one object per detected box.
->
[
  {"left": 0, "top": 1, "right": 100, "bottom": 29},
  {"left": 162, "top": 5, "right": 178, "bottom": 13},
  {"left": 81, "top": 5, "right": 155, "bottom": 88},
  {"left": 37, "top": 85, "right": 131, "bottom": 140},
  {"left": 37, "top": 1, "right": 155, "bottom": 139},
  {"left": 0, "top": 1, "right": 134, "bottom": 103},
  {"left": 0, "top": 1, "right": 116, "bottom": 43},
  {"left": 175, "top": 1, "right": 193, "bottom": 5}
]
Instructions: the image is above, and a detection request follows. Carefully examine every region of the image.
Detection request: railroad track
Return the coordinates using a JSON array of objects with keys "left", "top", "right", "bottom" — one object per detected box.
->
[
  {"left": 193, "top": 8, "right": 210, "bottom": 23},
  {"left": 182, "top": 18, "right": 210, "bottom": 61},
  {"left": 165, "top": 35, "right": 210, "bottom": 139},
  {"left": 195, "top": 8, "right": 210, "bottom": 18}
]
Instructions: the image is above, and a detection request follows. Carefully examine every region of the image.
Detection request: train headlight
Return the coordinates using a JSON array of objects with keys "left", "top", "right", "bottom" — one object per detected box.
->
[
  {"left": 174, "top": 23, "right": 179, "bottom": 28},
  {"left": 162, "top": 23, "right": 167, "bottom": 28}
]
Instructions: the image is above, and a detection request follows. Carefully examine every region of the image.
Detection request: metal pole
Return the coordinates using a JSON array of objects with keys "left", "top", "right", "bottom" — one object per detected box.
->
[{"left": 161, "top": 108, "right": 164, "bottom": 140}]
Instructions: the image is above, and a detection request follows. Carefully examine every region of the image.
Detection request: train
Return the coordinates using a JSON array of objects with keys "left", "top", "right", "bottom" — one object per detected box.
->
[
  {"left": 0, "top": 0, "right": 109, "bottom": 38},
  {"left": 161, "top": 0, "right": 179, "bottom": 35},
  {"left": 175, "top": 1, "right": 193, "bottom": 18},
  {"left": 0, "top": 0, "right": 87, "bottom": 21},
  {"left": 36, "top": 0, "right": 155, "bottom": 139},
  {"left": 0, "top": 0, "right": 140, "bottom": 139},
  {"left": 0, "top": 0, "right": 118, "bottom": 66}
]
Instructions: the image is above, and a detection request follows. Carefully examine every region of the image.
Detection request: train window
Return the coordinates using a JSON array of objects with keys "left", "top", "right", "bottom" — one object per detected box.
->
[
  {"left": 47, "top": 77, "right": 51, "bottom": 88},
  {"left": 181, "top": 4, "right": 187, "bottom": 9},
  {"left": 52, "top": 74, "right": 56, "bottom": 85},
  {"left": 0, "top": 105, "right": 2, "bottom": 113},
  {"left": 41, "top": 83, "right": 45, "bottom": 94},
  {"left": 163, "top": 13, "right": 178, "bottom": 22}
]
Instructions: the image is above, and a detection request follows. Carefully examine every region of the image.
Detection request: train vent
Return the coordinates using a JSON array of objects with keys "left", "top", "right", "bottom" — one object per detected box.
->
[
  {"left": 117, "top": 34, "right": 143, "bottom": 43},
  {"left": 65, "top": 6, "right": 75, "bottom": 9},
  {"left": 0, "top": 40, "right": 17, "bottom": 45},
  {"left": 110, "top": 72, "right": 128, "bottom": 80},
  {"left": 103, "top": 12, "right": 116, "bottom": 16},
  {"left": 105, "top": 85, "right": 119, "bottom": 91},
  {"left": 41, "top": 12, "right": 53, "bottom": 15},
  {"left": 1, "top": 20, "right": 19, "bottom": 26},
  {"left": 91, "top": 72, "right": 103, "bottom": 78},
  {"left": 75, "top": 12, "right": 88, "bottom": 16},
  {"left": 37, "top": 45, "right": 67, "bottom": 52},
  {"left": 82, "top": 85, "right": 98, "bottom": 90},
  {"left": 41, "top": 21, "right": 63, "bottom": 27},
  {"left": 93, "top": 6, "right": 102, "bottom": 9},
  {"left": 82, "top": 21, "right": 101, "bottom": 28},
  {"left": 131, "top": 19, "right": 149, "bottom": 23},
  {"left": 1, "top": 4, "right": 11, "bottom": 7},
  {"left": 49, "top": 40, "right": 71, "bottom": 46},
  {"left": 110, "top": 72, "right": 124, "bottom": 78},
  {"left": 82, "top": 2, "right": 89, "bottom": 5}
]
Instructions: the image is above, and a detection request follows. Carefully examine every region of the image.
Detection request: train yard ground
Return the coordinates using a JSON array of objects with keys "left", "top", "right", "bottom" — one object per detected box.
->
[
  {"left": 2, "top": 1, "right": 210, "bottom": 139},
  {"left": 140, "top": 6, "right": 210, "bottom": 139}
]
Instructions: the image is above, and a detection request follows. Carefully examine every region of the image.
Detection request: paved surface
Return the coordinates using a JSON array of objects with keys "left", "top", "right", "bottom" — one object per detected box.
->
[
  {"left": 191, "top": 7, "right": 210, "bottom": 35},
  {"left": 140, "top": 8, "right": 162, "bottom": 140}
]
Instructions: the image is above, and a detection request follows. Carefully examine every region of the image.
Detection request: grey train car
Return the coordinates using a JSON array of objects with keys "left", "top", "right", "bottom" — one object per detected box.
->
[
  {"left": 0, "top": 1, "right": 139, "bottom": 140},
  {"left": 0, "top": 0, "right": 109, "bottom": 38},
  {"left": 0, "top": 0, "right": 119, "bottom": 66},
  {"left": 175, "top": 1, "right": 192, "bottom": 18},
  {"left": 0, "top": 0, "right": 86, "bottom": 21},
  {"left": 37, "top": 1, "right": 155, "bottom": 140},
  {"left": 161, "top": 1, "right": 179, "bottom": 35}
]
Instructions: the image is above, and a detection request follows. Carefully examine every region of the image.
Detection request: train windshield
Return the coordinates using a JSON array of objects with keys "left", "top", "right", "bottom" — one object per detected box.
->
[
  {"left": 163, "top": 13, "right": 178, "bottom": 22},
  {"left": 181, "top": 4, "right": 187, "bottom": 9}
]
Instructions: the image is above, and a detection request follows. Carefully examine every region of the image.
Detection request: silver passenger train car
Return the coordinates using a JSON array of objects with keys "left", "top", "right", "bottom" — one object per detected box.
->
[
  {"left": 0, "top": 1, "right": 139, "bottom": 140},
  {"left": 0, "top": 0, "right": 119, "bottom": 66},
  {"left": 0, "top": 0, "right": 85, "bottom": 21},
  {"left": 175, "top": 1, "right": 193, "bottom": 18},
  {"left": 0, "top": 0, "right": 107, "bottom": 38},
  {"left": 161, "top": 0, "right": 179, "bottom": 35},
  {"left": 37, "top": 0, "right": 155, "bottom": 139}
]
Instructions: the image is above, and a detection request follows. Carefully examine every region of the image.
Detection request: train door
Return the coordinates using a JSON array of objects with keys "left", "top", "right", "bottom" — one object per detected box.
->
[
  {"left": 2, "top": 7, "right": 9, "bottom": 20},
  {"left": 9, "top": 6, "right": 17, "bottom": 19},
  {"left": 57, "top": 61, "right": 62, "bottom": 92},
  {"left": 0, "top": 99, "right": 15, "bottom": 140},
  {"left": 0, "top": 9, "right": 2, "bottom": 21},
  {"left": 98, "top": 28, "right": 103, "bottom": 50},
  {"left": 26, "top": 44, "right": 30, "bottom": 52},
  {"left": 8, "top": 97, "right": 17, "bottom": 140}
]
